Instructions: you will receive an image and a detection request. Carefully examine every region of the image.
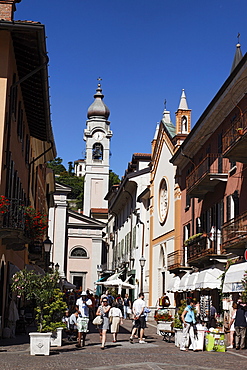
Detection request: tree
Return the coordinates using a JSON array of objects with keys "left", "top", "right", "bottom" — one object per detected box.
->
[
  {"left": 48, "top": 157, "right": 120, "bottom": 211},
  {"left": 57, "top": 174, "right": 84, "bottom": 208},
  {"left": 47, "top": 157, "right": 66, "bottom": 175},
  {"left": 109, "top": 170, "right": 120, "bottom": 188}
]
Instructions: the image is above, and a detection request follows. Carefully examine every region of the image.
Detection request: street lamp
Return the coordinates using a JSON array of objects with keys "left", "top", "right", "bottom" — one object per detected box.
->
[
  {"left": 139, "top": 256, "right": 146, "bottom": 293},
  {"left": 43, "top": 237, "right": 53, "bottom": 272}
]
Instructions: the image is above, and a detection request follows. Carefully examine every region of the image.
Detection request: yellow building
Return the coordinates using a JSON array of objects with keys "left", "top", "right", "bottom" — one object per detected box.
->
[{"left": 0, "top": 0, "right": 56, "bottom": 333}]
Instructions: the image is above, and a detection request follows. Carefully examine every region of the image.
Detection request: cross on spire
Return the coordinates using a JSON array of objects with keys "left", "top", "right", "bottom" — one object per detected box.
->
[
  {"left": 164, "top": 99, "right": 167, "bottom": 110},
  {"left": 237, "top": 33, "right": 240, "bottom": 44}
]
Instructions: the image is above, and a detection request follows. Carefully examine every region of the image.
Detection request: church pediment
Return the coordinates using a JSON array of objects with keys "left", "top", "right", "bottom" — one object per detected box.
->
[
  {"left": 55, "top": 181, "right": 72, "bottom": 194},
  {"left": 67, "top": 210, "right": 105, "bottom": 228}
]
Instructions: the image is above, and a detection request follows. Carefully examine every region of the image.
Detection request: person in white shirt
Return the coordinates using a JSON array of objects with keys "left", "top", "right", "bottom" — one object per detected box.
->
[
  {"left": 75, "top": 291, "right": 92, "bottom": 347},
  {"left": 129, "top": 293, "right": 147, "bottom": 344},
  {"left": 109, "top": 302, "right": 123, "bottom": 342}
]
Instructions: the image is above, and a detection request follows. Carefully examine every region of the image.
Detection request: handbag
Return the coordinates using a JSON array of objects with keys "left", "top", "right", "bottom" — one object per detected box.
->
[{"left": 92, "top": 316, "right": 103, "bottom": 325}]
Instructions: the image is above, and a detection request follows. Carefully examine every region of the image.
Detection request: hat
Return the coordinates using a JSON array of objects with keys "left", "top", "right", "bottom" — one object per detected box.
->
[{"left": 81, "top": 291, "right": 87, "bottom": 296}]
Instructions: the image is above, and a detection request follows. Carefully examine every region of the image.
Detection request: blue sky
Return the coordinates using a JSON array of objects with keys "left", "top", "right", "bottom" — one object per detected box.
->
[{"left": 16, "top": 0, "right": 247, "bottom": 178}]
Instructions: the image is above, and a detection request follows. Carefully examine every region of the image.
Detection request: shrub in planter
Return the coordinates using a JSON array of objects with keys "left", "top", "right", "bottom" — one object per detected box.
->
[{"left": 11, "top": 269, "right": 67, "bottom": 332}]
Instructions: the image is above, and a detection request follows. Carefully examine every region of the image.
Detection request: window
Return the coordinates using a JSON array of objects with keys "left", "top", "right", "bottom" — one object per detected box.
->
[
  {"left": 181, "top": 115, "right": 188, "bottom": 133},
  {"left": 92, "top": 143, "right": 103, "bottom": 160},
  {"left": 226, "top": 191, "right": 239, "bottom": 221},
  {"left": 183, "top": 223, "right": 190, "bottom": 242},
  {"left": 70, "top": 272, "right": 87, "bottom": 290},
  {"left": 71, "top": 247, "right": 88, "bottom": 258}
]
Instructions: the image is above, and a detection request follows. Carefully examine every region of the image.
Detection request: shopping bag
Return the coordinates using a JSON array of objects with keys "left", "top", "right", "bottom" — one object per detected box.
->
[{"left": 92, "top": 316, "right": 103, "bottom": 325}]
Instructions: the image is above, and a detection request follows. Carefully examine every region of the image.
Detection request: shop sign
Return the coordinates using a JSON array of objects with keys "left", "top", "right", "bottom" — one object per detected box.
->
[{"left": 232, "top": 282, "right": 243, "bottom": 292}]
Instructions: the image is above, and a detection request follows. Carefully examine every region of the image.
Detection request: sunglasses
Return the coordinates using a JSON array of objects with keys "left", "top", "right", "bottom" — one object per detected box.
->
[{"left": 103, "top": 300, "right": 108, "bottom": 303}]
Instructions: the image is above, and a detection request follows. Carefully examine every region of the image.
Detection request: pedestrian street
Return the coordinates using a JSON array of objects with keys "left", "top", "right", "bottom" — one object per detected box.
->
[{"left": 1, "top": 320, "right": 247, "bottom": 370}]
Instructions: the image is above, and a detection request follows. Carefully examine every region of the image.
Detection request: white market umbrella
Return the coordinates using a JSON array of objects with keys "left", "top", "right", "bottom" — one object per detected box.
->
[{"left": 95, "top": 276, "right": 135, "bottom": 295}]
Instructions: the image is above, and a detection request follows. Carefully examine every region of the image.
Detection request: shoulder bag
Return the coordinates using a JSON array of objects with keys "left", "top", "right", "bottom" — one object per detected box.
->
[{"left": 92, "top": 315, "right": 103, "bottom": 325}]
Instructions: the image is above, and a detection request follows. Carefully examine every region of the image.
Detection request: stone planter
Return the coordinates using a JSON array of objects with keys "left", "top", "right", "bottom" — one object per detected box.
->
[
  {"left": 29, "top": 332, "right": 52, "bottom": 356},
  {"left": 157, "top": 321, "right": 173, "bottom": 335},
  {"left": 50, "top": 327, "right": 63, "bottom": 347},
  {"left": 174, "top": 328, "right": 183, "bottom": 347}
]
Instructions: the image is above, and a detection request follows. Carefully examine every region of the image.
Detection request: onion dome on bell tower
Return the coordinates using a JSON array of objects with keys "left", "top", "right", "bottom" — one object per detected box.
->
[{"left": 87, "top": 83, "right": 110, "bottom": 119}]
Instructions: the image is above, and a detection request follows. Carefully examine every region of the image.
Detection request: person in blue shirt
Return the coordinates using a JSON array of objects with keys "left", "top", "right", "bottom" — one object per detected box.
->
[{"left": 180, "top": 298, "right": 196, "bottom": 351}]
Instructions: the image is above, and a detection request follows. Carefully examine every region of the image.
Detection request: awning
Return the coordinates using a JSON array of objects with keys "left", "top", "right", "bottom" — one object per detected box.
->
[
  {"left": 187, "top": 272, "right": 199, "bottom": 291},
  {"left": 61, "top": 278, "right": 76, "bottom": 290},
  {"left": 167, "top": 276, "right": 180, "bottom": 292},
  {"left": 178, "top": 272, "right": 190, "bottom": 292},
  {"left": 222, "top": 262, "right": 247, "bottom": 293},
  {"left": 25, "top": 264, "right": 45, "bottom": 275},
  {"left": 8, "top": 263, "right": 20, "bottom": 281},
  {"left": 195, "top": 267, "right": 222, "bottom": 290}
]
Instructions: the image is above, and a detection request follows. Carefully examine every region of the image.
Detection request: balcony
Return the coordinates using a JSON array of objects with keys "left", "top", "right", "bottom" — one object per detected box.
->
[
  {"left": 186, "top": 234, "right": 217, "bottom": 266},
  {"left": 221, "top": 211, "right": 247, "bottom": 254},
  {"left": 186, "top": 154, "right": 228, "bottom": 198},
  {"left": 0, "top": 198, "right": 28, "bottom": 250},
  {"left": 167, "top": 250, "right": 187, "bottom": 272},
  {"left": 222, "top": 110, "right": 247, "bottom": 163}
]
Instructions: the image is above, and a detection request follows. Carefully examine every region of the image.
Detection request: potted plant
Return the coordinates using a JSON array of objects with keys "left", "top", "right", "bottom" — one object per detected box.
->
[
  {"left": 184, "top": 233, "right": 203, "bottom": 246},
  {"left": 236, "top": 127, "right": 244, "bottom": 136},
  {"left": 11, "top": 269, "right": 67, "bottom": 355},
  {"left": 173, "top": 314, "right": 183, "bottom": 347},
  {"left": 154, "top": 309, "right": 173, "bottom": 335},
  {"left": 24, "top": 206, "right": 48, "bottom": 241}
]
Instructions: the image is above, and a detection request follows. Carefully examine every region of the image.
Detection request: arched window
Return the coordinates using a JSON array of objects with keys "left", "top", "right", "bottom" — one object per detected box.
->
[
  {"left": 92, "top": 143, "right": 103, "bottom": 160},
  {"left": 181, "top": 115, "right": 188, "bottom": 133},
  {"left": 71, "top": 247, "right": 88, "bottom": 258}
]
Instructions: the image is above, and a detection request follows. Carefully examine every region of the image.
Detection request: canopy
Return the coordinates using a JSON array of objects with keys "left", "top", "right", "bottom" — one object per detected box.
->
[
  {"left": 95, "top": 274, "right": 135, "bottom": 294},
  {"left": 222, "top": 262, "right": 247, "bottom": 293},
  {"left": 167, "top": 276, "right": 180, "bottom": 292},
  {"left": 187, "top": 272, "right": 199, "bottom": 291},
  {"left": 178, "top": 272, "right": 190, "bottom": 292},
  {"left": 195, "top": 267, "right": 222, "bottom": 290},
  {"left": 8, "top": 263, "right": 20, "bottom": 281},
  {"left": 61, "top": 279, "right": 76, "bottom": 290},
  {"left": 25, "top": 264, "right": 45, "bottom": 275}
]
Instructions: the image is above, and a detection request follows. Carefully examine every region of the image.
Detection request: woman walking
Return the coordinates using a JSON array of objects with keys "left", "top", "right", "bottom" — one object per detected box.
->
[
  {"left": 96, "top": 297, "right": 111, "bottom": 349},
  {"left": 180, "top": 298, "right": 196, "bottom": 352},
  {"left": 109, "top": 302, "right": 123, "bottom": 342}
]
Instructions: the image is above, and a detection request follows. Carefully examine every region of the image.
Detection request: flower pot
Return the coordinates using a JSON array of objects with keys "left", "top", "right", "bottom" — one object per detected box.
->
[
  {"left": 29, "top": 332, "right": 52, "bottom": 356},
  {"left": 50, "top": 327, "right": 63, "bottom": 347},
  {"left": 174, "top": 328, "right": 183, "bottom": 347},
  {"left": 157, "top": 321, "right": 173, "bottom": 335}
]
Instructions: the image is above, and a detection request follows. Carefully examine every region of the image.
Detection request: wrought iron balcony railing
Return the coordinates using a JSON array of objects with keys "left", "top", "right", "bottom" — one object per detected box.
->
[
  {"left": 186, "top": 154, "right": 228, "bottom": 198},
  {"left": 186, "top": 235, "right": 216, "bottom": 262},
  {"left": 222, "top": 108, "right": 247, "bottom": 161},
  {"left": 167, "top": 250, "right": 185, "bottom": 270},
  {"left": 222, "top": 210, "right": 247, "bottom": 249},
  {"left": 1, "top": 198, "right": 25, "bottom": 230}
]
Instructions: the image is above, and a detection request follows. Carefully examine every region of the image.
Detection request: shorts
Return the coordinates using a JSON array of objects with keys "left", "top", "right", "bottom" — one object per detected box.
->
[
  {"left": 133, "top": 315, "right": 145, "bottom": 329},
  {"left": 77, "top": 317, "right": 89, "bottom": 333}
]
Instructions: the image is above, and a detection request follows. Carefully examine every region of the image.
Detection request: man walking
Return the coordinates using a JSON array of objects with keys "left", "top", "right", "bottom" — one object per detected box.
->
[
  {"left": 129, "top": 292, "right": 146, "bottom": 344},
  {"left": 234, "top": 301, "right": 247, "bottom": 350},
  {"left": 123, "top": 293, "right": 131, "bottom": 319},
  {"left": 75, "top": 291, "right": 92, "bottom": 347}
]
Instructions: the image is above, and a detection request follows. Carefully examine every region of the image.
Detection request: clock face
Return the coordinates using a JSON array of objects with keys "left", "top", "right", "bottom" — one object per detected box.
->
[
  {"left": 93, "top": 131, "right": 104, "bottom": 141},
  {"left": 159, "top": 178, "right": 169, "bottom": 224}
]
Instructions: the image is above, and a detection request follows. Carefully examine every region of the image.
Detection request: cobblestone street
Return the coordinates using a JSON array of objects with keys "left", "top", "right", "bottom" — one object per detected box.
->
[{"left": 0, "top": 320, "right": 246, "bottom": 370}]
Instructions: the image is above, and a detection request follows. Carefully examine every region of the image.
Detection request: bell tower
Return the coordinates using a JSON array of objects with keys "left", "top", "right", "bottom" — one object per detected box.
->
[
  {"left": 83, "top": 83, "right": 113, "bottom": 219},
  {"left": 173, "top": 89, "right": 191, "bottom": 148}
]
